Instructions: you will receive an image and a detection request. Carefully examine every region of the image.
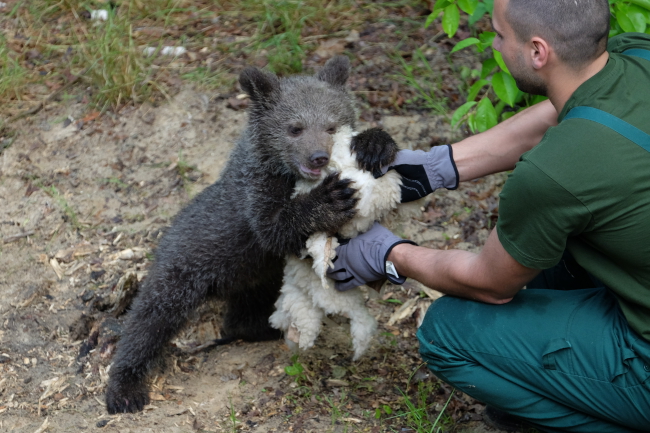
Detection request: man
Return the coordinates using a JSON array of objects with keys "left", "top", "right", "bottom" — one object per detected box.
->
[{"left": 327, "top": 0, "right": 650, "bottom": 431}]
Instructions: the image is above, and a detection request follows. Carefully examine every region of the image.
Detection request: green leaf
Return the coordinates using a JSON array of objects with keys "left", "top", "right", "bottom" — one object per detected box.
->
[
  {"left": 491, "top": 71, "right": 519, "bottom": 107},
  {"left": 374, "top": 408, "right": 382, "bottom": 419},
  {"left": 451, "top": 101, "right": 477, "bottom": 127},
  {"left": 501, "top": 111, "right": 515, "bottom": 121},
  {"left": 479, "top": 31, "right": 496, "bottom": 47},
  {"left": 468, "top": 3, "right": 488, "bottom": 26},
  {"left": 480, "top": 58, "right": 498, "bottom": 78},
  {"left": 442, "top": 4, "right": 461, "bottom": 37},
  {"left": 628, "top": 5, "right": 649, "bottom": 30},
  {"left": 467, "top": 112, "right": 477, "bottom": 133},
  {"left": 451, "top": 37, "right": 481, "bottom": 53},
  {"left": 629, "top": 0, "right": 650, "bottom": 12},
  {"left": 458, "top": 0, "right": 479, "bottom": 15},
  {"left": 424, "top": 12, "right": 438, "bottom": 28},
  {"left": 483, "top": 0, "right": 495, "bottom": 16},
  {"left": 433, "top": 0, "right": 453, "bottom": 13},
  {"left": 616, "top": 5, "right": 639, "bottom": 32},
  {"left": 475, "top": 31, "right": 495, "bottom": 53},
  {"left": 493, "top": 49, "right": 510, "bottom": 74},
  {"left": 285, "top": 365, "right": 301, "bottom": 376},
  {"left": 494, "top": 99, "right": 506, "bottom": 117},
  {"left": 426, "top": 0, "right": 453, "bottom": 27},
  {"left": 383, "top": 405, "right": 393, "bottom": 415},
  {"left": 467, "top": 79, "right": 489, "bottom": 102},
  {"left": 530, "top": 94, "right": 549, "bottom": 105},
  {"left": 475, "top": 98, "right": 498, "bottom": 132}
]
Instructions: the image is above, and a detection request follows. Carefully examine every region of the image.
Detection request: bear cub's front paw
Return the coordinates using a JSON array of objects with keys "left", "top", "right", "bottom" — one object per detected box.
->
[
  {"left": 106, "top": 378, "right": 150, "bottom": 414},
  {"left": 309, "top": 172, "right": 358, "bottom": 233},
  {"left": 351, "top": 128, "right": 399, "bottom": 176}
]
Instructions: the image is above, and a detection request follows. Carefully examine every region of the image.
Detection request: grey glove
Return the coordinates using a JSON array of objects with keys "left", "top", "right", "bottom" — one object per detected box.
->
[
  {"left": 380, "top": 145, "right": 459, "bottom": 202},
  {"left": 327, "top": 222, "right": 417, "bottom": 291}
]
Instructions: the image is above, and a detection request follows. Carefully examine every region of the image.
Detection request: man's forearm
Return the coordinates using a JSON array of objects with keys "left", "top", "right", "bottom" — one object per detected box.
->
[
  {"left": 452, "top": 99, "right": 557, "bottom": 182},
  {"left": 387, "top": 230, "right": 540, "bottom": 304},
  {"left": 388, "top": 244, "right": 513, "bottom": 303}
]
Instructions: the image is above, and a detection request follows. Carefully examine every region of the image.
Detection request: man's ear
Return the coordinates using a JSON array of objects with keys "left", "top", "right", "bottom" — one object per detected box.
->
[
  {"left": 316, "top": 55, "right": 350, "bottom": 87},
  {"left": 239, "top": 67, "right": 280, "bottom": 103},
  {"left": 531, "top": 37, "right": 550, "bottom": 70}
]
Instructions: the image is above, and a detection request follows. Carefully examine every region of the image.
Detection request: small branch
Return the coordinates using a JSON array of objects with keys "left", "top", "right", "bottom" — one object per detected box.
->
[{"left": 3, "top": 230, "right": 35, "bottom": 243}]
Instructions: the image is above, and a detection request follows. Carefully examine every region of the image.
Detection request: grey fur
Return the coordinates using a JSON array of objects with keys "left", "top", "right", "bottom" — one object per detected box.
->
[{"left": 105, "top": 56, "right": 363, "bottom": 414}]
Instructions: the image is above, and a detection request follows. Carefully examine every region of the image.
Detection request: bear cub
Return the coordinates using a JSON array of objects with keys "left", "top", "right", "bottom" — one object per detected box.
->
[{"left": 105, "top": 56, "right": 399, "bottom": 414}]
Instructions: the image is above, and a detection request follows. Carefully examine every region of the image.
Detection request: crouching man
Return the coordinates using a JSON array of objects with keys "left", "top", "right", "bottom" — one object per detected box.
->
[{"left": 327, "top": 0, "right": 650, "bottom": 431}]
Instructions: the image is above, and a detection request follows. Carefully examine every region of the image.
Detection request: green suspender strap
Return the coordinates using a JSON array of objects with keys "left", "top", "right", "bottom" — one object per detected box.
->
[{"left": 563, "top": 49, "right": 650, "bottom": 153}]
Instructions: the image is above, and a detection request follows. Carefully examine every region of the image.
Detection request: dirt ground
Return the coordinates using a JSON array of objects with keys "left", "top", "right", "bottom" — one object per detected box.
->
[{"left": 0, "top": 86, "right": 509, "bottom": 432}]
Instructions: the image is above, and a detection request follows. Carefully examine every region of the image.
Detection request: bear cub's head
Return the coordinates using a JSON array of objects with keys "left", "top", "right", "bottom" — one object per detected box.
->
[{"left": 239, "top": 56, "right": 356, "bottom": 180}]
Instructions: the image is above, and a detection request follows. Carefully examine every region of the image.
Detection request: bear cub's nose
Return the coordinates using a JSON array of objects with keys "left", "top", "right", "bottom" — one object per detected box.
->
[{"left": 309, "top": 151, "right": 330, "bottom": 168}]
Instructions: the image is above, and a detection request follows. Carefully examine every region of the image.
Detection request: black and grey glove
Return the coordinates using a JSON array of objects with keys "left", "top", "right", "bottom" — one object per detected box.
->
[
  {"left": 326, "top": 222, "right": 417, "bottom": 291},
  {"left": 380, "top": 146, "right": 459, "bottom": 202}
]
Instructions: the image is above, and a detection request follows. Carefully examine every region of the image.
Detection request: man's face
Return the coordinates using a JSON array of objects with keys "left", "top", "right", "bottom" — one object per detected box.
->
[{"left": 492, "top": 0, "right": 548, "bottom": 96}]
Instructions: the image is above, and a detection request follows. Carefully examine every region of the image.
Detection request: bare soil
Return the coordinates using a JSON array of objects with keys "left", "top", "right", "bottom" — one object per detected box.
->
[{"left": 0, "top": 87, "right": 508, "bottom": 432}]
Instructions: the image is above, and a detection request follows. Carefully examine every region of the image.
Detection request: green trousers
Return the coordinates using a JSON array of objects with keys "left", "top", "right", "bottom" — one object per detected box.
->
[{"left": 417, "top": 255, "right": 650, "bottom": 432}]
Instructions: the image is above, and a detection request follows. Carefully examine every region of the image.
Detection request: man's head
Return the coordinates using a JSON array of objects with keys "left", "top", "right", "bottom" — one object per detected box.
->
[{"left": 492, "top": 0, "right": 610, "bottom": 95}]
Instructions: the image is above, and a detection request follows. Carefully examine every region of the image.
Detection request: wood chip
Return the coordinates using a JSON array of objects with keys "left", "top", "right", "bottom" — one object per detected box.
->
[
  {"left": 165, "top": 385, "right": 184, "bottom": 391},
  {"left": 326, "top": 379, "right": 350, "bottom": 387},
  {"left": 149, "top": 392, "right": 167, "bottom": 401},
  {"left": 387, "top": 297, "right": 418, "bottom": 326},
  {"left": 64, "top": 261, "right": 86, "bottom": 276},
  {"left": 39, "top": 376, "right": 68, "bottom": 416},
  {"left": 49, "top": 258, "right": 65, "bottom": 280},
  {"left": 16, "top": 292, "right": 39, "bottom": 309}
]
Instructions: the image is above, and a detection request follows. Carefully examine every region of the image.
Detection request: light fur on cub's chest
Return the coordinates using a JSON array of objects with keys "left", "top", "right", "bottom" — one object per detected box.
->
[{"left": 269, "top": 125, "right": 419, "bottom": 360}]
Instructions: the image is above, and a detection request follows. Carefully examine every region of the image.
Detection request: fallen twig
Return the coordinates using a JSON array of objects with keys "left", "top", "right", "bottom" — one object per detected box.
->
[{"left": 3, "top": 230, "right": 35, "bottom": 243}]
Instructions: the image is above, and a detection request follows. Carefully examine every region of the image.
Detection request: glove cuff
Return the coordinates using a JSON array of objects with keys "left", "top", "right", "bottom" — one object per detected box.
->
[
  {"left": 383, "top": 240, "right": 417, "bottom": 285},
  {"left": 425, "top": 144, "right": 459, "bottom": 190}
]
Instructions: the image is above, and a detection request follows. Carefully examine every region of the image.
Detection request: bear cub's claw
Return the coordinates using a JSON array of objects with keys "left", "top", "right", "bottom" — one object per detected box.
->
[
  {"left": 310, "top": 172, "right": 358, "bottom": 233},
  {"left": 351, "top": 128, "right": 399, "bottom": 176},
  {"left": 106, "top": 379, "right": 150, "bottom": 414}
]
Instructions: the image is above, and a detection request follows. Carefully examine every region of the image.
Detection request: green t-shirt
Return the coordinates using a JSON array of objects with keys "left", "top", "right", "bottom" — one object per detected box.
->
[{"left": 497, "top": 33, "right": 650, "bottom": 341}]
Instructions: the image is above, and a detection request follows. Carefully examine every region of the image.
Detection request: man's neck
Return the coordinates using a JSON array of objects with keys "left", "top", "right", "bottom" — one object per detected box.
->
[{"left": 547, "top": 51, "right": 610, "bottom": 113}]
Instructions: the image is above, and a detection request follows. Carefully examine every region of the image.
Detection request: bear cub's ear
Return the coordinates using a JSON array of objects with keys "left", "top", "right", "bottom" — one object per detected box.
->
[
  {"left": 316, "top": 55, "right": 350, "bottom": 87},
  {"left": 239, "top": 67, "right": 280, "bottom": 103}
]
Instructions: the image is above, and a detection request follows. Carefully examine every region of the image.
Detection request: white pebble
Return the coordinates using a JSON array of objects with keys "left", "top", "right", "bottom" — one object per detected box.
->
[
  {"left": 90, "top": 10, "right": 108, "bottom": 21},
  {"left": 143, "top": 46, "right": 187, "bottom": 57}
]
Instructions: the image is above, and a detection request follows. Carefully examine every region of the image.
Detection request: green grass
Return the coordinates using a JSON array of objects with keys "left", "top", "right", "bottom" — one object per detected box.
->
[
  {"left": 387, "top": 382, "right": 454, "bottom": 433},
  {"left": 2, "top": 0, "right": 446, "bottom": 120},
  {"left": 393, "top": 47, "right": 448, "bottom": 114},
  {"left": 0, "top": 0, "right": 368, "bottom": 116},
  {"left": 182, "top": 66, "right": 230, "bottom": 90},
  {"left": 39, "top": 184, "right": 80, "bottom": 229}
]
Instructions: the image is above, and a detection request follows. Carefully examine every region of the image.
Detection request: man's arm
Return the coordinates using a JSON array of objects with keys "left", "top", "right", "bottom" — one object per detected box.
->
[
  {"left": 388, "top": 228, "right": 540, "bottom": 303},
  {"left": 380, "top": 100, "right": 557, "bottom": 202},
  {"left": 453, "top": 99, "right": 558, "bottom": 181}
]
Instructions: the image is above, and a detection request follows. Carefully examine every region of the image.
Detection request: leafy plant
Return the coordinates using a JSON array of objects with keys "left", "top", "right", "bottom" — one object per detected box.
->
[
  {"left": 428, "top": 0, "right": 650, "bottom": 132},
  {"left": 285, "top": 354, "right": 308, "bottom": 385}
]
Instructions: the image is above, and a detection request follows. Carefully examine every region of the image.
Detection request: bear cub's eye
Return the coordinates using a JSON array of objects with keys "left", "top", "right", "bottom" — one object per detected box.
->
[
  {"left": 288, "top": 126, "right": 303, "bottom": 137},
  {"left": 326, "top": 126, "right": 337, "bottom": 135}
]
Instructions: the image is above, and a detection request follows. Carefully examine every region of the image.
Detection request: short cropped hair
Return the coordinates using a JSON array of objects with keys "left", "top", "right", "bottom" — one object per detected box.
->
[{"left": 506, "top": 0, "right": 610, "bottom": 68}]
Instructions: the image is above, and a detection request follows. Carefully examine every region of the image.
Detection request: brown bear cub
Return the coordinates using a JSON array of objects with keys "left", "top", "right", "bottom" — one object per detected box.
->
[{"left": 105, "top": 56, "right": 399, "bottom": 413}]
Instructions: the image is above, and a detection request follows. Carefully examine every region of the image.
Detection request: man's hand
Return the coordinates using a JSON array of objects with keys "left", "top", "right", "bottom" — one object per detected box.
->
[
  {"left": 326, "top": 222, "right": 417, "bottom": 291},
  {"left": 379, "top": 146, "right": 459, "bottom": 202}
]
